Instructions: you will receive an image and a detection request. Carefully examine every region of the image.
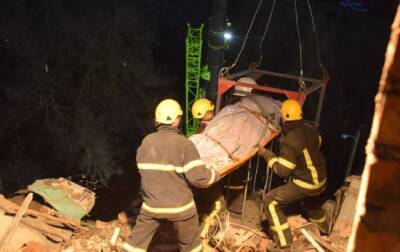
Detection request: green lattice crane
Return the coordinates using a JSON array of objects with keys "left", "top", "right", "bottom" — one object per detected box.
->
[{"left": 185, "top": 23, "right": 207, "bottom": 136}]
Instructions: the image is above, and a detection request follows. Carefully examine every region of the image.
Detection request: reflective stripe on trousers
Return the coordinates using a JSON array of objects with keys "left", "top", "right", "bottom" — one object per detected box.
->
[
  {"left": 121, "top": 242, "right": 146, "bottom": 252},
  {"left": 142, "top": 200, "right": 195, "bottom": 214},
  {"left": 190, "top": 244, "right": 202, "bottom": 252},
  {"left": 268, "top": 201, "right": 291, "bottom": 247}
]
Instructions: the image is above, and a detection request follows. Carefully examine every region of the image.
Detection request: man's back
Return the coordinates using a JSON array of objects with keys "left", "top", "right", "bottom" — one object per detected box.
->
[
  {"left": 281, "top": 121, "right": 327, "bottom": 191},
  {"left": 136, "top": 125, "right": 219, "bottom": 219}
]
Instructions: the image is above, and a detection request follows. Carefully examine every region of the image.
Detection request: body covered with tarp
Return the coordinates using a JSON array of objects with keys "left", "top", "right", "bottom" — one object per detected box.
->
[{"left": 189, "top": 95, "right": 281, "bottom": 172}]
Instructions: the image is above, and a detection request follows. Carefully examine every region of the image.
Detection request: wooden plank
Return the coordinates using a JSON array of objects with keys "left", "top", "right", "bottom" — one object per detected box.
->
[
  {"left": 22, "top": 216, "right": 73, "bottom": 242},
  {"left": 0, "top": 193, "right": 33, "bottom": 251},
  {"left": 0, "top": 195, "right": 83, "bottom": 231},
  {"left": 377, "top": 95, "right": 400, "bottom": 146},
  {"left": 333, "top": 176, "right": 361, "bottom": 232},
  {"left": 352, "top": 5, "right": 400, "bottom": 252},
  {"left": 309, "top": 231, "right": 337, "bottom": 252},
  {"left": 301, "top": 228, "right": 325, "bottom": 252}
]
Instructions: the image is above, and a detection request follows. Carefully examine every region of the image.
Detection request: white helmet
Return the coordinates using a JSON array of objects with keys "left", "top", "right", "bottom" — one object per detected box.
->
[{"left": 234, "top": 77, "right": 257, "bottom": 96}]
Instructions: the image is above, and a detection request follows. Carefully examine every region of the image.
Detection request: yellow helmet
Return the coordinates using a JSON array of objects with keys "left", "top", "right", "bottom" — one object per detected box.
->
[
  {"left": 192, "top": 98, "right": 215, "bottom": 119},
  {"left": 155, "top": 99, "right": 183, "bottom": 124},
  {"left": 280, "top": 99, "right": 303, "bottom": 121}
]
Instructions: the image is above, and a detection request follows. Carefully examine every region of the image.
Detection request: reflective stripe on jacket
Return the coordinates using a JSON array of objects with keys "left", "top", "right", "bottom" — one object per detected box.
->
[
  {"left": 268, "top": 121, "right": 327, "bottom": 192},
  {"left": 136, "top": 125, "right": 219, "bottom": 219}
]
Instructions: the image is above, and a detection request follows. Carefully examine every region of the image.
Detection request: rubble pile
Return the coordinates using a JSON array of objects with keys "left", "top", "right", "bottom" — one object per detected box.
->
[
  {"left": 62, "top": 219, "right": 131, "bottom": 252},
  {"left": 209, "top": 213, "right": 350, "bottom": 252},
  {"left": 211, "top": 219, "right": 271, "bottom": 251},
  {"left": 0, "top": 193, "right": 131, "bottom": 252},
  {"left": 0, "top": 176, "right": 360, "bottom": 251}
]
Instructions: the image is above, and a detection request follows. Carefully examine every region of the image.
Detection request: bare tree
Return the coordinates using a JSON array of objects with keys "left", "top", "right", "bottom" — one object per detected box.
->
[{"left": 0, "top": 0, "right": 177, "bottom": 190}]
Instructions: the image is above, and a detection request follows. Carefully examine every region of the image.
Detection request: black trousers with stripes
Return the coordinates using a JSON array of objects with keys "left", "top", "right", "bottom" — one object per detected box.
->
[
  {"left": 263, "top": 182, "right": 327, "bottom": 247},
  {"left": 124, "top": 212, "right": 201, "bottom": 252},
  {"left": 195, "top": 182, "right": 226, "bottom": 219},
  {"left": 225, "top": 168, "right": 246, "bottom": 214}
]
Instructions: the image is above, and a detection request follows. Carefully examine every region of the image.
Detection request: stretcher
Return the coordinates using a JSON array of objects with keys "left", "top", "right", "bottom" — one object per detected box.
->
[{"left": 216, "top": 130, "right": 279, "bottom": 177}]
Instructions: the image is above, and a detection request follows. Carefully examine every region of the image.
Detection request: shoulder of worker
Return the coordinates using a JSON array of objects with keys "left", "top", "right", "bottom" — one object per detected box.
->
[
  {"left": 281, "top": 121, "right": 309, "bottom": 148},
  {"left": 142, "top": 125, "right": 186, "bottom": 143},
  {"left": 282, "top": 121, "right": 320, "bottom": 148},
  {"left": 283, "top": 120, "right": 318, "bottom": 134},
  {"left": 296, "top": 121, "right": 321, "bottom": 139}
]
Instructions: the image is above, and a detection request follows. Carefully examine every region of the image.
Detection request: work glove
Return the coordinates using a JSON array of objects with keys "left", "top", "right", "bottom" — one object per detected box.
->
[{"left": 257, "top": 145, "right": 276, "bottom": 162}]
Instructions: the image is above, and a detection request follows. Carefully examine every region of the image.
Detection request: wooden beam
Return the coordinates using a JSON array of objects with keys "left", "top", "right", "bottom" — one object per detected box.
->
[
  {"left": 349, "top": 5, "right": 400, "bottom": 252},
  {"left": 0, "top": 193, "right": 33, "bottom": 251},
  {"left": 0, "top": 195, "right": 83, "bottom": 231}
]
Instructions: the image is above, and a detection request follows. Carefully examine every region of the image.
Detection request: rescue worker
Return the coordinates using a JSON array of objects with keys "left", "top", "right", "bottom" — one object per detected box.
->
[
  {"left": 191, "top": 98, "right": 225, "bottom": 248},
  {"left": 192, "top": 98, "right": 215, "bottom": 134},
  {"left": 257, "top": 99, "right": 328, "bottom": 248},
  {"left": 122, "top": 99, "right": 220, "bottom": 252}
]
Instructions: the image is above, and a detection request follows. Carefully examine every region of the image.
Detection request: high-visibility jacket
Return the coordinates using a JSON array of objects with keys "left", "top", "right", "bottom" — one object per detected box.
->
[
  {"left": 136, "top": 125, "right": 220, "bottom": 220},
  {"left": 267, "top": 121, "right": 326, "bottom": 192}
]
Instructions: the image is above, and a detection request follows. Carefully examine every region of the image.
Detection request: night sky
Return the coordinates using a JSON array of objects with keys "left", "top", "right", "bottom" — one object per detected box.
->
[{"left": 0, "top": 0, "right": 398, "bottom": 218}]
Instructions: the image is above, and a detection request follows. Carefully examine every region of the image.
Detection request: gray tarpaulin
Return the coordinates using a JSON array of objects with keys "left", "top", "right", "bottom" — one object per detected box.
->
[{"left": 190, "top": 95, "right": 281, "bottom": 169}]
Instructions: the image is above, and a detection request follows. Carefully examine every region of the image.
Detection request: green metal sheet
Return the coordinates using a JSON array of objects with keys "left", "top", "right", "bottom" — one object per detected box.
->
[{"left": 28, "top": 178, "right": 94, "bottom": 219}]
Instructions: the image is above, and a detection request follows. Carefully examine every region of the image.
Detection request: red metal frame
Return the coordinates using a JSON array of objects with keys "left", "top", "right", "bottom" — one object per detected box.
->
[
  {"left": 216, "top": 66, "right": 329, "bottom": 127},
  {"left": 217, "top": 79, "right": 307, "bottom": 104}
]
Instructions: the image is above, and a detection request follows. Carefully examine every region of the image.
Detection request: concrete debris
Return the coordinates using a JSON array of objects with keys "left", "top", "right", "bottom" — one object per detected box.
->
[
  {"left": 336, "top": 220, "right": 352, "bottom": 239},
  {"left": 64, "top": 219, "right": 132, "bottom": 251},
  {"left": 210, "top": 212, "right": 273, "bottom": 251},
  {"left": 288, "top": 215, "right": 309, "bottom": 229},
  {"left": 117, "top": 211, "right": 129, "bottom": 225},
  {"left": 0, "top": 176, "right": 360, "bottom": 251},
  {"left": 333, "top": 176, "right": 360, "bottom": 233}
]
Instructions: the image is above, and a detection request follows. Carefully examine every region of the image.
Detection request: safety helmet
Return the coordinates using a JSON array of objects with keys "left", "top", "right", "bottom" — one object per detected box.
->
[
  {"left": 192, "top": 98, "right": 215, "bottom": 119},
  {"left": 234, "top": 77, "right": 257, "bottom": 96},
  {"left": 155, "top": 99, "right": 183, "bottom": 124},
  {"left": 280, "top": 99, "right": 303, "bottom": 121}
]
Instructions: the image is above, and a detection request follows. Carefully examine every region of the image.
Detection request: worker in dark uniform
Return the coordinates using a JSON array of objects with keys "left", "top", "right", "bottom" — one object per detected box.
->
[
  {"left": 192, "top": 98, "right": 215, "bottom": 134},
  {"left": 191, "top": 98, "right": 226, "bottom": 246},
  {"left": 121, "top": 99, "right": 220, "bottom": 252},
  {"left": 257, "top": 99, "right": 328, "bottom": 248}
]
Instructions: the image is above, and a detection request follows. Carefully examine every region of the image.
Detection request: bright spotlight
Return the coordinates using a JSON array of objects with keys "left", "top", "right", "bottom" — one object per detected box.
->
[{"left": 223, "top": 32, "right": 232, "bottom": 40}]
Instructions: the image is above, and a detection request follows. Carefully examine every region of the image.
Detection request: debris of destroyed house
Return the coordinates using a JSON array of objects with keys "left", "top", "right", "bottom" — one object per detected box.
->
[
  {"left": 27, "top": 178, "right": 96, "bottom": 220},
  {"left": 191, "top": 176, "right": 360, "bottom": 252},
  {"left": 0, "top": 178, "right": 360, "bottom": 251}
]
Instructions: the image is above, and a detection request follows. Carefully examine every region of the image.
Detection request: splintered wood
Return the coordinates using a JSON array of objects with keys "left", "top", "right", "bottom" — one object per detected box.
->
[
  {"left": 0, "top": 193, "right": 33, "bottom": 251},
  {"left": 0, "top": 195, "right": 82, "bottom": 231}
]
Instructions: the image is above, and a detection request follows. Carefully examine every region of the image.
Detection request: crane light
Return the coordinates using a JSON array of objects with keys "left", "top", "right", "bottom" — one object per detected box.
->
[{"left": 223, "top": 32, "right": 232, "bottom": 40}]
